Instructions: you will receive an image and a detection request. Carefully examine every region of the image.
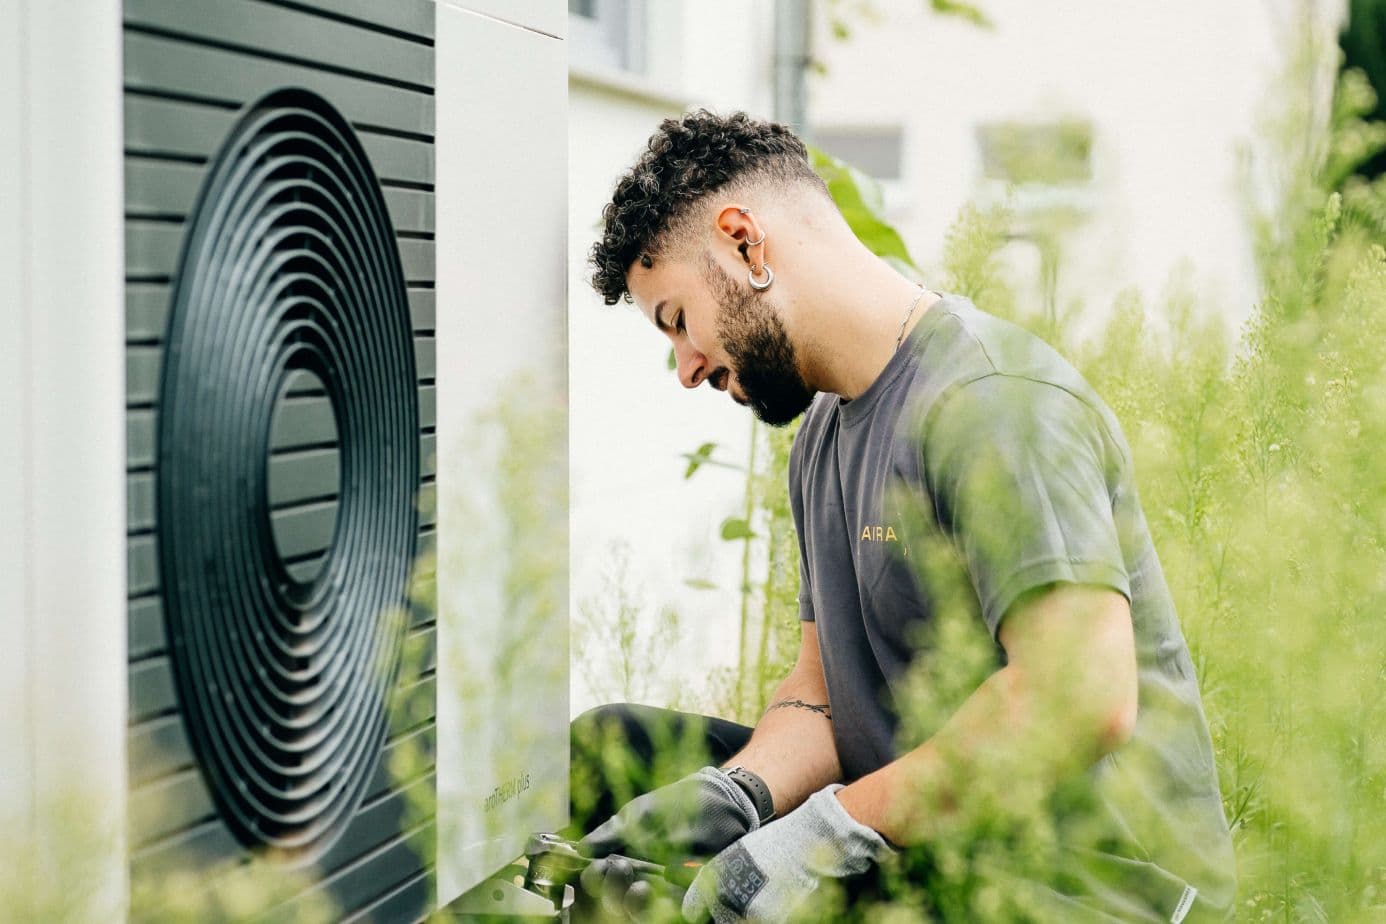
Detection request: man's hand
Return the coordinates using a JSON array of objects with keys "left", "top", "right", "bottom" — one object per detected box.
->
[
  {"left": 581, "top": 766, "right": 761, "bottom": 863},
  {"left": 682, "top": 785, "right": 893, "bottom": 923},
  {"left": 577, "top": 855, "right": 689, "bottom": 922},
  {"left": 578, "top": 767, "right": 760, "bottom": 921}
]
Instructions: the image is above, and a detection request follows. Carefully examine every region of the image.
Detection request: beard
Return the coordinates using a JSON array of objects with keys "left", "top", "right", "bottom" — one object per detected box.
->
[{"left": 701, "top": 252, "right": 816, "bottom": 427}]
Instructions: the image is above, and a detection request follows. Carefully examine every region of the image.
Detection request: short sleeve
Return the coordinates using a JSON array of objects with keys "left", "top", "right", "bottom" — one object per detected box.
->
[
  {"left": 788, "top": 424, "right": 815, "bottom": 623},
  {"left": 922, "top": 375, "right": 1130, "bottom": 639}
]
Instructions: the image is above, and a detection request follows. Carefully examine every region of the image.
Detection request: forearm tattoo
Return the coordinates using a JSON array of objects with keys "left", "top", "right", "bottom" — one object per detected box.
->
[{"left": 766, "top": 698, "right": 832, "bottom": 720}]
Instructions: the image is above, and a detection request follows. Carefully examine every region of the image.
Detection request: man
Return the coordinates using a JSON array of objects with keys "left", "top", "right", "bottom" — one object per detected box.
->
[{"left": 571, "top": 109, "right": 1235, "bottom": 923}]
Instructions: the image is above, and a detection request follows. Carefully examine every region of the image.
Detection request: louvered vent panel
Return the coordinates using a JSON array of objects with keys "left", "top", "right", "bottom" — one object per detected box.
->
[{"left": 123, "top": 2, "right": 436, "bottom": 920}]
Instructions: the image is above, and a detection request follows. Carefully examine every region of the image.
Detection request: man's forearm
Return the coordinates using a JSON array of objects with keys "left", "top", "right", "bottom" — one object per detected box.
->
[
  {"left": 835, "top": 664, "right": 1042, "bottom": 845},
  {"left": 835, "top": 589, "right": 1137, "bottom": 846},
  {"left": 723, "top": 670, "right": 842, "bottom": 815},
  {"left": 842, "top": 664, "right": 1124, "bottom": 848}
]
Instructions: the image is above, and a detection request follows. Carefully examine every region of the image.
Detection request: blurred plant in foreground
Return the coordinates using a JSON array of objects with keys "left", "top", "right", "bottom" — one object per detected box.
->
[{"left": 616, "top": 29, "right": 1386, "bottom": 924}]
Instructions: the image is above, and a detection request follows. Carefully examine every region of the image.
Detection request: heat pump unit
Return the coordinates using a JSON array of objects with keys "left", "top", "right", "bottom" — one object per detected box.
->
[{"left": 2, "top": 2, "right": 568, "bottom": 921}]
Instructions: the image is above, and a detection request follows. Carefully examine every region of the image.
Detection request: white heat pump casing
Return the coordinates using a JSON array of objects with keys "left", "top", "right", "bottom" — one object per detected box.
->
[
  {"left": 435, "top": 3, "right": 570, "bottom": 903},
  {"left": 1, "top": 1, "right": 127, "bottom": 921},
  {"left": 2, "top": 0, "right": 569, "bottom": 918}
]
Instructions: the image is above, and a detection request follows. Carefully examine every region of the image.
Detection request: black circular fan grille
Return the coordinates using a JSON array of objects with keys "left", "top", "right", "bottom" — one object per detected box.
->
[{"left": 156, "top": 88, "right": 419, "bottom": 859}]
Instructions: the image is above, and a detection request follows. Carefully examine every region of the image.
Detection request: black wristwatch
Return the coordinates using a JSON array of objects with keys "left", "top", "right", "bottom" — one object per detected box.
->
[{"left": 723, "top": 766, "right": 776, "bottom": 824}]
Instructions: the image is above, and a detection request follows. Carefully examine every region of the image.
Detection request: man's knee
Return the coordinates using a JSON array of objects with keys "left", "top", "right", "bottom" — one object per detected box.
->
[
  {"left": 571, "top": 703, "right": 644, "bottom": 754},
  {"left": 571, "top": 703, "right": 633, "bottom": 736},
  {"left": 568, "top": 703, "right": 659, "bottom": 832}
]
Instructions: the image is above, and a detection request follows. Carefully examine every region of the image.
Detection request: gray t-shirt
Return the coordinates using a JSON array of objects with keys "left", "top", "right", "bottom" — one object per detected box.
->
[{"left": 790, "top": 293, "right": 1235, "bottom": 919}]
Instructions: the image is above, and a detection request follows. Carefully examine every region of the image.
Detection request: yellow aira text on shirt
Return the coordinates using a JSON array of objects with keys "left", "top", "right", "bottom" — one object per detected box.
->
[{"left": 859, "top": 525, "right": 898, "bottom": 542}]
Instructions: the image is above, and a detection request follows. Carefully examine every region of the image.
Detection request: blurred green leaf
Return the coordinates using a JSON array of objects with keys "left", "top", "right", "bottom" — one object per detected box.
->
[
  {"left": 809, "top": 145, "right": 919, "bottom": 271},
  {"left": 929, "top": 0, "right": 993, "bottom": 28},
  {"left": 667, "top": 346, "right": 677, "bottom": 371},
  {"left": 684, "top": 578, "right": 718, "bottom": 591},
  {"left": 682, "top": 442, "right": 745, "bottom": 479},
  {"left": 683, "top": 442, "right": 717, "bottom": 479},
  {"left": 719, "top": 517, "right": 756, "bottom": 541}
]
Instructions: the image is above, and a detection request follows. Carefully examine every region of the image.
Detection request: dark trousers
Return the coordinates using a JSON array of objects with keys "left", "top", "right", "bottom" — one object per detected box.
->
[
  {"left": 566, "top": 702, "right": 899, "bottom": 918},
  {"left": 567, "top": 702, "right": 754, "bottom": 837}
]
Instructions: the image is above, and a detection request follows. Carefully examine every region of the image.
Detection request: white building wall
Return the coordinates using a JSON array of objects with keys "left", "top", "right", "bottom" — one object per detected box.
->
[{"left": 810, "top": 0, "right": 1320, "bottom": 330}]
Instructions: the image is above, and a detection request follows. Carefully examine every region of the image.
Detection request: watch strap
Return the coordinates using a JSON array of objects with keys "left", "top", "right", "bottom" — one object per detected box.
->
[{"left": 723, "top": 766, "right": 775, "bottom": 824}]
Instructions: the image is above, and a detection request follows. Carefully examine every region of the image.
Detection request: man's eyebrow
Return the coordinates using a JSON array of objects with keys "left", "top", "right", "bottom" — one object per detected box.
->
[{"left": 653, "top": 299, "right": 670, "bottom": 332}]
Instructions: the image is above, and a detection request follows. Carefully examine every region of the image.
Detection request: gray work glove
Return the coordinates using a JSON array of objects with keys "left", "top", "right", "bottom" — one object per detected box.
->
[
  {"left": 682, "top": 784, "right": 895, "bottom": 923},
  {"left": 580, "top": 766, "right": 762, "bottom": 863}
]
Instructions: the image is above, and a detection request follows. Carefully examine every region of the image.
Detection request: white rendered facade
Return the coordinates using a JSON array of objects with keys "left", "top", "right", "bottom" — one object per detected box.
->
[{"left": 810, "top": 0, "right": 1345, "bottom": 331}]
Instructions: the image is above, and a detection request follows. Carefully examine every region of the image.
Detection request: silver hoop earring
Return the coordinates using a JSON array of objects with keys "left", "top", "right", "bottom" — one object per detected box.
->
[
  {"left": 749, "top": 263, "right": 774, "bottom": 291},
  {"left": 746, "top": 231, "right": 766, "bottom": 246}
]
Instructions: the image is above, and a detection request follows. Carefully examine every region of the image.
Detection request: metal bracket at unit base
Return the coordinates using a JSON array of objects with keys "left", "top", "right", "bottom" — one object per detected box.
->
[{"left": 442, "top": 872, "right": 575, "bottom": 922}]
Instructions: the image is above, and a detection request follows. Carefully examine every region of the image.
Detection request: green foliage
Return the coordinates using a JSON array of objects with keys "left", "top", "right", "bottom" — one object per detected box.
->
[
  {"left": 822, "top": 0, "right": 992, "bottom": 47},
  {"left": 1340, "top": 0, "right": 1386, "bottom": 179},
  {"left": 928, "top": 0, "right": 992, "bottom": 28},
  {"left": 896, "top": 61, "right": 1386, "bottom": 924},
  {"left": 607, "top": 31, "right": 1386, "bottom": 924},
  {"left": 681, "top": 441, "right": 744, "bottom": 479},
  {"left": 807, "top": 145, "right": 920, "bottom": 274},
  {"left": 682, "top": 441, "right": 718, "bottom": 478},
  {"left": 822, "top": 0, "right": 884, "bottom": 45},
  {"left": 575, "top": 540, "right": 686, "bottom": 707},
  {"left": 937, "top": 201, "right": 1017, "bottom": 320},
  {"left": 718, "top": 516, "right": 756, "bottom": 541},
  {"left": 977, "top": 119, "right": 1092, "bottom": 185},
  {"left": 541, "top": 18, "right": 1386, "bottom": 924},
  {"left": 752, "top": 423, "right": 805, "bottom": 710}
]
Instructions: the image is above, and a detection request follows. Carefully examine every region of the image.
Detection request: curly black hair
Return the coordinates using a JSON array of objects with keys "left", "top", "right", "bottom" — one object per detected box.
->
[{"left": 588, "top": 109, "right": 828, "bottom": 305}]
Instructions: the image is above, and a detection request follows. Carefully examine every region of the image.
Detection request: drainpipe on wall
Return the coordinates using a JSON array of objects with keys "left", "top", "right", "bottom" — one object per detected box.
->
[{"left": 774, "top": 0, "right": 811, "bottom": 137}]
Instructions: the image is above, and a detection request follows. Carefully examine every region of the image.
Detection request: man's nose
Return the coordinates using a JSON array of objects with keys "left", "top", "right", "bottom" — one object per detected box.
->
[{"left": 674, "top": 339, "right": 709, "bottom": 389}]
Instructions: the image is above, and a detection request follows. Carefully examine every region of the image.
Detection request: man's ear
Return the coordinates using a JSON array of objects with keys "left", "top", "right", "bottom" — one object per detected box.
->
[{"left": 714, "top": 205, "right": 763, "bottom": 265}]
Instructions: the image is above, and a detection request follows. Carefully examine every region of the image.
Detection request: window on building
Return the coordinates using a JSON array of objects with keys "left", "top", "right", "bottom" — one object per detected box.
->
[
  {"left": 812, "top": 126, "right": 905, "bottom": 182},
  {"left": 974, "top": 118, "right": 1096, "bottom": 326},
  {"left": 975, "top": 119, "right": 1093, "bottom": 186},
  {"left": 569, "top": 0, "right": 646, "bottom": 74}
]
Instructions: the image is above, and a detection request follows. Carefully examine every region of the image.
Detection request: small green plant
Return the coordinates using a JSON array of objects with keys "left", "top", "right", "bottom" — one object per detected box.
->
[{"left": 575, "top": 540, "right": 686, "bottom": 708}]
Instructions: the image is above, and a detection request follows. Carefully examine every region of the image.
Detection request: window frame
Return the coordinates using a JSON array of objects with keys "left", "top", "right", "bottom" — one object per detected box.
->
[{"left": 569, "top": 0, "right": 646, "bottom": 76}]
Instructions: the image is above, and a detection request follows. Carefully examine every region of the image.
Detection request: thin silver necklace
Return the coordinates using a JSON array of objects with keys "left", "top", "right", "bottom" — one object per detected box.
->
[{"left": 896, "top": 283, "right": 928, "bottom": 349}]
